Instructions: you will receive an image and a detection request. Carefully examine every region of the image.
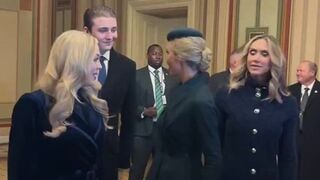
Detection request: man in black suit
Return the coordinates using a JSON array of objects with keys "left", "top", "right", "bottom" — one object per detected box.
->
[
  {"left": 208, "top": 48, "right": 242, "bottom": 94},
  {"left": 84, "top": 6, "right": 136, "bottom": 180},
  {"left": 288, "top": 60, "right": 320, "bottom": 180},
  {"left": 129, "top": 44, "right": 176, "bottom": 180}
]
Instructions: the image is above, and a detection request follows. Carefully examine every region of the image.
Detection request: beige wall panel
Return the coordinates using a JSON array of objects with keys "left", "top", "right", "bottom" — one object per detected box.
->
[
  {"left": 317, "top": 0, "right": 320, "bottom": 66},
  {"left": 260, "top": 0, "right": 278, "bottom": 37},
  {"left": 17, "top": 10, "right": 33, "bottom": 98},
  {"left": 55, "top": 11, "right": 64, "bottom": 40},
  {"left": 205, "top": 0, "right": 216, "bottom": 74},
  {"left": 237, "top": 0, "right": 256, "bottom": 47},
  {"left": 124, "top": 0, "right": 188, "bottom": 67},
  {"left": 76, "top": 0, "right": 92, "bottom": 30},
  {"left": 288, "top": 0, "right": 320, "bottom": 84},
  {"left": 0, "top": 10, "right": 18, "bottom": 102},
  {"left": 0, "top": 10, "right": 18, "bottom": 119},
  {"left": 0, "top": 103, "right": 14, "bottom": 119},
  {"left": 0, "top": 0, "right": 19, "bottom": 10},
  {"left": 129, "top": 11, "right": 186, "bottom": 69},
  {"left": 215, "top": 0, "right": 230, "bottom": 73},
  {"left": 288, "top": 0, "right": 304, "bottom": 84},
  {"left": 38, "top": 1, "right": 52, "bottom": 79},
  {"left": 304, "top": 0, "right": 318, "bottom": 61},
  {"left": 64, "top": 10, "right": 72, "bottom": 30},
  {"left": 130, "top": 12, "right": 144, "bottom": 67}
]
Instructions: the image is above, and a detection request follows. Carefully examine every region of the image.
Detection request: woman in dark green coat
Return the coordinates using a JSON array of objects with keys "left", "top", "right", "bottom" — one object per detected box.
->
[{"left": 146, "top": 28, "right": 222, "bottom": 180}]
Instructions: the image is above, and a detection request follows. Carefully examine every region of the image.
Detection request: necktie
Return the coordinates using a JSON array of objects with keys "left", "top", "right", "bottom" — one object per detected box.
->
[
  {"left": 154, "top": 70, "right": 164, "bottom": 118},
  {"left": 299, "top": 87, "right": 310, "bottom": 130},
  {"left": 301, "top": 87, "right": 310, "bottom": 112},
  {"left": 98, "top": 56, "right": 107, "bottom": 84}
]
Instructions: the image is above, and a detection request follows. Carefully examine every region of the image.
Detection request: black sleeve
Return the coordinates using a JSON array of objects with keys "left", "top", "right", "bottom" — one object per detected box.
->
[
  {"left": 194, "top": 93, "right": 222, "bottom": 180},
  {"left": 8, "top": 94, "right": 39, "bottom": 180},
  {"left": 278, "top": 97, "right": 299, "bottom": 180},
  {"left": 119, "top": 61, "right": 137, "bottom": 168}
]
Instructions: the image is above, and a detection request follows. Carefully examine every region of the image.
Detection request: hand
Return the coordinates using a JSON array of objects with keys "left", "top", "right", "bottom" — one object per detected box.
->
[{"left": 143, "top": 107, "right": 157, "bottom": 118}]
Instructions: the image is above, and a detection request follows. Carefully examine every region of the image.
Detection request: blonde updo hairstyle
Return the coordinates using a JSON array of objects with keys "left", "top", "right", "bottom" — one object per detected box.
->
[{"left": 168, "top": 36, "right": 212, "bottom": 72}]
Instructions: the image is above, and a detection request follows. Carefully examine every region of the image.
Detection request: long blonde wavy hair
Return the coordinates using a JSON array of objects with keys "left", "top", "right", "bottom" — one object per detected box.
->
[
  {"left": 229, "top": 35, "right": 289, "bottom": 103},
  {"left": 37, "top": 30, "right": 108, "bottom": 137}
]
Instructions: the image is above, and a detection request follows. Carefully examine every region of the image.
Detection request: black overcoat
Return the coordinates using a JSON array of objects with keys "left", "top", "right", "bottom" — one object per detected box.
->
[
  {"left": 288, "top": 80, "right": 320, "bottom": 180},
  {"left": 216, "top": 79, "right": 299, "bottom": 180},
  {"left": 8, "top": 89, "right": 105, "bottom": 180}
]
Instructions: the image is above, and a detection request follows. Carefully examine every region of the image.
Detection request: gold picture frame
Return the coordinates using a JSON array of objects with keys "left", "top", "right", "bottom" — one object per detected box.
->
[{"left": 246, "top": 27, "right": 269, "bottom": 41}]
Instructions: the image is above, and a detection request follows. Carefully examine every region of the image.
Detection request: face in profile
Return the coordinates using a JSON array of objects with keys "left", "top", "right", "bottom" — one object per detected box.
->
[
  {"left": 246, "top": 38, "right": 271, "bottom": 81},
  {"left": 166, "top": 43, "right": 181, "bottom": 76},
  {"left": 229, "top": 53, "right": 242, "bottom": 72},
  {"left": 88, "top": 44, "right": 102, "bottom": 81},
  {"left": 296, "top": 62, "right": 315, "bottom": 85},
  {"left": 148, "top": 46, "right": 163, "bottom": 69},
  {"left": 90, "top": 17, "right": 118, "bottom": 54}
]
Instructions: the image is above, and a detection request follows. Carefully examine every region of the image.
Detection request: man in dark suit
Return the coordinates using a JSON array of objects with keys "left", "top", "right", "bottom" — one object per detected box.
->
[
  {"left": 83, "top": 6, "right": 136, "bottom": 180},
  {"left": 208, "top": 48, "right": 242, "bottom": 94},
  {"left": 129, "top": 44, "right": 176, "bottom": 180},
  {"left": 288, "top": 60, "right": 320, "bottom": 180}
]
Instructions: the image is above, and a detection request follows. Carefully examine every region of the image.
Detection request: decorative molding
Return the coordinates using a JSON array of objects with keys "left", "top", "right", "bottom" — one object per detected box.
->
[
  {"left": 52, "top": 0, "right": 76, "bottom": 42},
  {"left": 20, "top": 0, "right": 32, "bottom": 11},
  {"left": 279, "top": 0, "right": 291, "bottom": 60},
  {"left": 245, "top": 27, "right": 268, "bottom": 42}
]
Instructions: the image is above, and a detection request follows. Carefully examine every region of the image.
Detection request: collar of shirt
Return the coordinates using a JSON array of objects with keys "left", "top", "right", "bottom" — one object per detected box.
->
[
  {"left": 101, "top": 51, "right": 110, "bottom": 61},
  {"left": 148, "top": 65, "right": 163, "bottom": 78},
  {"left": 301, "top": 80, "right": 315, "bottom": 95}
]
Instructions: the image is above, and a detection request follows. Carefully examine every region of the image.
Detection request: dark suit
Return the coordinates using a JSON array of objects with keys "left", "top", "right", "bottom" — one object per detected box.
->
[
  {"left": 208, "top": 70, "right": 230, "bottom": 95},
  {"left": 129, "top": 66, "right": 177, "bottom": 180},
  {"left": 8, "top": 89, "right": 105, "bottom": 180},
  {"left": 288, "top": 80, "right": 320, "bottom": 180},
  {"left": 98, "top": 48, "right": 136, "bottom": 180},
  {"left": 146, "top": 73, "right": 222, "bottom": 180},
  {"left": 216, "top": 78, "right": 299, "bottom": 180}
]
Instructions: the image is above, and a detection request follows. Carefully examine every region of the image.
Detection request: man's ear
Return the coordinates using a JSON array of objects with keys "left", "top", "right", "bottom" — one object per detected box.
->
[{"left": 83, "top": 26, "right": 89, "bottom": 33}]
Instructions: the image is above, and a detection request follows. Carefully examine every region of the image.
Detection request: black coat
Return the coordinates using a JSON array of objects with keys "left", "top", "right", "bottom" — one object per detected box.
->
[
  {"left": 147, "top": 73, "right": 222, "bottom": 180},
  {"left": 8, "top": 89, "right": 105, "bottom": 180},
  {"left": 288, "top": 80, "right": 320, "bottom": 180},
  {"left": 98, "top": 48, "right": 136, "bottom": 168},
  {"left": 208, "top": 70, "right": 231, "bottom": 95},
  {"left": 216, "top": 79, "right": 299, "bottom": 180}
]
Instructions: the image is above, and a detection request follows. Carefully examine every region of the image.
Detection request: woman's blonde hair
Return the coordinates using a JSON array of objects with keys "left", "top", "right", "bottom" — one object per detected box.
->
[
  {"left": 168, "top": 36, "right": 212, "bottom": 72},
  {"left": 229, "top": 35, "right": 289, "bottom": 103},
  {"left": 37, "top": 30, "right": 108, "bottom": 137}
]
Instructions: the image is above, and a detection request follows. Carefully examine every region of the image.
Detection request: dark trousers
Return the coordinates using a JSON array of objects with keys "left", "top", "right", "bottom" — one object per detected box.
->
[
  {"left": 129, "top": 123, "right": 159, "bottom": 180},
  {"left": 101, "top": 129, "right": 119, "bottom": 180}
]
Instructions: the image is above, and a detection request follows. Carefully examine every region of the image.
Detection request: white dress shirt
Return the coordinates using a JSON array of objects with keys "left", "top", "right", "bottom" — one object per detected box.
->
[
  {"left": 300, "top": 80, "right": 315, "bottom": 101},
  {"left": 101, "top": 51, "right": 110, "bottom": 76}
]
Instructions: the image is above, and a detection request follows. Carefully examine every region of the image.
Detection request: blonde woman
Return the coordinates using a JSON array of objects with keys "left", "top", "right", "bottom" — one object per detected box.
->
[
  {"left": 8, "top": 30, "right": 108, "bottom": 180},
  {"left": 147, "top": 28, "right": 222, "bottom": 180},
  {"left": 216, "top": 35, "right": 299, "bottom": 180}
]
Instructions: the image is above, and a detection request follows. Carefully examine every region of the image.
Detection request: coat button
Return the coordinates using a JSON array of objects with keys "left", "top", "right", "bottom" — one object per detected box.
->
[
  {"left": 251, "top": 148, "right": 256, "bottom": 153},
  {"left": 253, "top": 108, "right": 260, "bottom": 114},
  {"left": 252, "top": 129, "right": 258, "bottom": 134},
  {"left": 250, "top": 168, "right": 256, "bottom": 175},
  {"left": 255, "top": 92, "right": 261, "bottom": 98}
]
